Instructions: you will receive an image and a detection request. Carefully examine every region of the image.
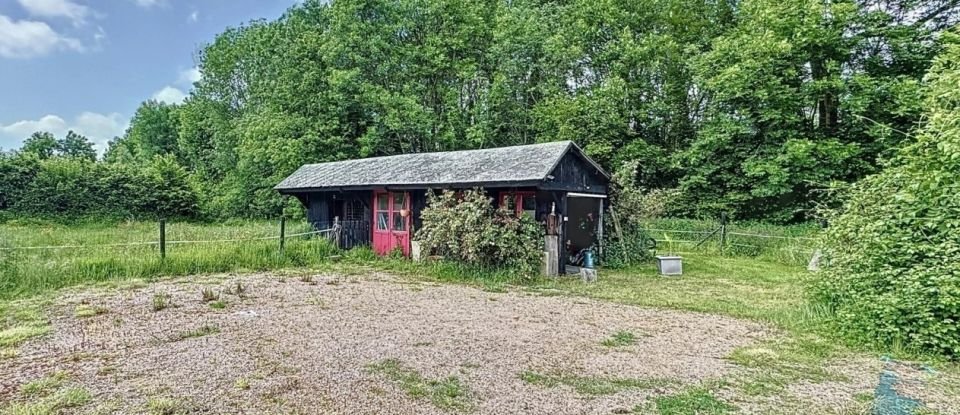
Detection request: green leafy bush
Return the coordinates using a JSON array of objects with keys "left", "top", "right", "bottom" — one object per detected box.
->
[
  {"left": 815, "top": 31, "right": 960, "bottom": 358},
  {"left": 415, "top": 189, "right": 542, "bottom": 277},
  {"left": 601, "top": 161, "right": 663, "bottom": 267},
  {"left": 0, "top": 154, "right": 198, "bottom": 221}
]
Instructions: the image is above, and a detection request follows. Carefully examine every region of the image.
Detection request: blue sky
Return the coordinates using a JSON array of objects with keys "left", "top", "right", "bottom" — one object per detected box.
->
[{"left": 0, "top": 0, "right": 297, "bottom": 152}]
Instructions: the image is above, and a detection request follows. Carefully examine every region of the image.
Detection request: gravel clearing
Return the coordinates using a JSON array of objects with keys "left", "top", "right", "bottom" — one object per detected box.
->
[{"left": 0, "top": 272, "right": 770, "bottom": 414}]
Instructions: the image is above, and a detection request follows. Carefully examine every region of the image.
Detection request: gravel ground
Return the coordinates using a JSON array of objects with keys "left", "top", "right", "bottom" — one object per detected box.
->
[{"left": 1, "top": 272, "right": 769, "bottom": 414}]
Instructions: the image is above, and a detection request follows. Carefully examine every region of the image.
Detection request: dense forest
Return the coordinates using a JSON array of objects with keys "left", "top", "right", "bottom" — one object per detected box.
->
[{"left": 1, "top": 0, "right": 958, "bottom": 222}]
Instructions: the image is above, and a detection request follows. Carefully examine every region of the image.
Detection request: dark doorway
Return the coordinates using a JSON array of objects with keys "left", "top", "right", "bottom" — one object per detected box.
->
[{"left": 564, "top": 195, "right": 603, "bottom": 265}]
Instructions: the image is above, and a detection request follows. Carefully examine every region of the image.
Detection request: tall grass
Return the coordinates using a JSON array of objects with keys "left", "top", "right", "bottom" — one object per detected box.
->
[
  {"left": 0, "top": 220, "right": 337, "bottom": 299},
  {"left": 639, "top": 218, "right": 821, "bottom": 266}
]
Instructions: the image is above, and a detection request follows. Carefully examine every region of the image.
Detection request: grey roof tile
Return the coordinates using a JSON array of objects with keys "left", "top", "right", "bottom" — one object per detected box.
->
[{"left": 275, "top": 141, "right": 579, "bottom": 191}]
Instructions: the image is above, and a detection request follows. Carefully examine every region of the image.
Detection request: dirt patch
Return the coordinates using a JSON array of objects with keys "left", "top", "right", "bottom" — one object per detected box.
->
[{"left": 0, "top": 272, "right": 768, "bottom": 414}]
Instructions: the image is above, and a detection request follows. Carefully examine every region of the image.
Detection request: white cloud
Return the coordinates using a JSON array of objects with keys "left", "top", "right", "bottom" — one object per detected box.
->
[
  {"left": 151, "top": 86, "right": 187, "bottom": 104},
  {"left": 16, "top": 0, "right": 91, "bottom": 26},
  {"left": 132, "top": 0, "right": 164, "bottom": 8},
  {"left": 0, "top": 112, "right": 127, "bottom": 154},
  {"left": 0, "top": 115, "right": 68, "bottom": 138},
  {"left": 177, "top": 67, "right": 201, "bottom": 85},
  {"left": 0, "top": 14, "right": 83, "bottom": 58},
  {"left": 188, "top": 10, "right": 198, "bottom": 23}
]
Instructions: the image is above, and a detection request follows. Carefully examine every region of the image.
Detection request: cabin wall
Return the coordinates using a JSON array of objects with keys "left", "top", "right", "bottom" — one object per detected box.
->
[
  {"left": 301, "top": 191, "right": 372, "bottom": 249},
  {"left": 541, "top": 152, "right": 608, "bottom": 193}
]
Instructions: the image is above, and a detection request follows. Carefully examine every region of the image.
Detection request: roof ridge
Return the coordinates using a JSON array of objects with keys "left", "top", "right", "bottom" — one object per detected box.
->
[{"left": 298, "top": 140, "right": 573, "bottom": 168}]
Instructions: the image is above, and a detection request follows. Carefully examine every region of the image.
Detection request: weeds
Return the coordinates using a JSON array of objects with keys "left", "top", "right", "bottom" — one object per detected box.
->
[
  {"left": 151, "top": 293, "right": 171, "bottom": 311},
  {"left": 3, "top": 372, "right": 91, "bottom": 415},
  {"left": 650, "top": 387, "right": 735, "bottom": 415},
  {"left": 0, "top": 325, "right": 50, "bottom": 347},
  {"left": 367, "top": 358, "right": 473, "bottom": 412},
  {"left": 74, "top": 304, "right": 108, "bottom": 318},
  {"left": 208, "top": 300, "right": 227, "bottom": 310},
  {"left": 20, "top": 372, "right": 69, "bottom": 396},
  {"left": 1, "top": 347, "right": 18, "bottom": 359},
  {"left": 519, "top": 370, "right": 677, "bottom": 396},
  {"left": 200, "top": 287, "right": 219, "bottom": 303},
  {"left": 235, "top": 377, "right": 250, "bottom": 390},
  {"left": 226, "top": 281, "right": 246, "bottom": 296},
  {"left": 146, "top": 396, "right": 191, "bottom": 415},
  {"left": 601, "top": 330, "right": 639, "bottom": 347},
  {"left": 169, "top": 324, "right": 220, "bottom": 342}
]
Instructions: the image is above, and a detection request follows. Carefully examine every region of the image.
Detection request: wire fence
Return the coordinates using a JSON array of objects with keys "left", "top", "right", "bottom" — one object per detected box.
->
[
  {"left": 638, "top": 218, "right": 821, "bottom": 266},
  {"left": 0, "top": 218, "right": 360, "bottom": 297},
  {"left": 0, "top": 219, "right": 336, "bottom": 253}
]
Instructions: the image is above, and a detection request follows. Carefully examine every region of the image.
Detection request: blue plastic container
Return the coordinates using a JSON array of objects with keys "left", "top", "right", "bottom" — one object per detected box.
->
[{"left": 583, "top": 249, "right": 595, "bottom": 268}]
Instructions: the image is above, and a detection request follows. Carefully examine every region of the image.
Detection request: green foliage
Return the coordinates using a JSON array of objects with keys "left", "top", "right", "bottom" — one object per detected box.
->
[
  {"left": 0, "top": 153, "right": 197, "bottom": 220},
  {"left": 415, "top": 189, "right": 542, "bottom": 277},
  {"left": 600, "top": 330, "right": 638, "bottom": 347},
  {"left": 652, "top": 388, "right": 734, "bottom": 415},
  {"left": 518, "top": 370, "right": 678, "bottom": 396},
  {"left": 816, "top": 30, "right": 960, "bottom": 358},
  {"left": 3, "top": 0, "right": 955, "bottom": 223},
  {"left": 19, "top": 132, "right": 58, "bottom": 160},
  {"left": 601, "top": 161, "right": 664, "bottom": 267},
  {"left": 367, "top": 358, "right": 473, "bottom": 412},
  {"left": 56, "top": 131, "right": 96, "bottom": 162}
]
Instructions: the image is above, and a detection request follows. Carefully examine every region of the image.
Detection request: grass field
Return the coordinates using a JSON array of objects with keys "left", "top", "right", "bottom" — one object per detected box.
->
[
  {"left": 637, "top": 218, "right": 820, "bottom": 266},
  {"left": 0, "top": 220, "right": 336, "bottom": 300}
]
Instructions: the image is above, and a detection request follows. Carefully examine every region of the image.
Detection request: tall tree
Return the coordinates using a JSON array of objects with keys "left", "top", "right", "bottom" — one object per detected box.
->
[
  {"left": 20, "top": 132, "right": 58, "bottom": 159},
  {"left": 57, "top": 131, "right": 97, "bottom": 161},
  {"left": 125, "top": 100, "right": 182, "bottom": 160}
]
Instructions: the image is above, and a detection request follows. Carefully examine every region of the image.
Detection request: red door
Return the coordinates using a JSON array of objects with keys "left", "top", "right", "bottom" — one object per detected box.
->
[{"left": 372, "top": 191, "right": 411, "bottom": 256}]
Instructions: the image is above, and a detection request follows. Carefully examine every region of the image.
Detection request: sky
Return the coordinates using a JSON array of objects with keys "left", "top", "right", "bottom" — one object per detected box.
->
[{"left": 0, "top": 0, "right": 297, "bottom": 153}]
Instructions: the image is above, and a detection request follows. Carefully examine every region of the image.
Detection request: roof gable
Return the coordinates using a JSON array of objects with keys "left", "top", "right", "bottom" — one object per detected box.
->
[{"left": 275, "top": 141, "right": 607, "bottom": 192}]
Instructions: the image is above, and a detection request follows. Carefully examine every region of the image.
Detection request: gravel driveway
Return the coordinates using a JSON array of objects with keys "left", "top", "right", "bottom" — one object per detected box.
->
[{"left": 1, "top": 272, "right": 767, "bottom": 414}]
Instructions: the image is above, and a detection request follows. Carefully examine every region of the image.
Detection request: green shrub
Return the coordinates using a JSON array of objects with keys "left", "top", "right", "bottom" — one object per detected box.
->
[
  {"left": 600, "top": 161, "right": 664, "bottom": 267},
  {"left": 815, "top": 31, "right": 960, "bottom": 358},
  {"left": 415, "top": 189, "right": 542, "bottom": 277},
  {"left": 0, "top": 153, "right": 198, "bottom": 220}
]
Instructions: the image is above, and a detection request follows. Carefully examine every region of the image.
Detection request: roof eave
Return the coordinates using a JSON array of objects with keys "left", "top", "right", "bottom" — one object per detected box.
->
[{"left": 275, "top": 179, "right": 547, "bottom": 194}]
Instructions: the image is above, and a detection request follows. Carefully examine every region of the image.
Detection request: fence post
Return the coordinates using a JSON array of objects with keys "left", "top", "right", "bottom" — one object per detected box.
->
[
  {"left": 333, "top": 216, "right": 341, "bottom": 249},
  {"left": 279, "top": 215, "right": 286, "bottom": 255},
  {"left": 159, "top": 219, "right": 166, "bottom": 260},
  {"left": 719, "top": 213, "right": 728, "bottom": 255}
]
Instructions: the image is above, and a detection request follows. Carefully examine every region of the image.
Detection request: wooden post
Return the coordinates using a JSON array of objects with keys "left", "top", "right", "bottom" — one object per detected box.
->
[
  {"left": 159, "top": 219, "right": 166, "bottom": 260},
  {"left": 719, "top": 213, "right": 728, "bottom": 255},
  {"left": 596, "top": 199, "right": 604, "bottom": 261},
  {"left": 279, "top": 216, "right": 286, "bottom": 255},
  {"left": 333, "top": 216, "right": 341, "bottom": 249},
  {"left": 543, "top": 235, "right": 559, "bottom": 277},
  {"left": 609, "top": 209, "right": 627, "bottom": 255}
]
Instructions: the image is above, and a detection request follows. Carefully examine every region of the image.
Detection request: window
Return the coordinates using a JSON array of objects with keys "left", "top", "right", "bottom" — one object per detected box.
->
[
  {"left": 344, "top": 200, "right": 364, "bottom": 222},
  {"left": 376, "top": 194, "right": 389, "bottom": 230},
  {"left": 521, "top": 195, "right": 536, "bottom": 218},
  {"left": 499, "top": 192, "right": 536, "bottom": 218}
]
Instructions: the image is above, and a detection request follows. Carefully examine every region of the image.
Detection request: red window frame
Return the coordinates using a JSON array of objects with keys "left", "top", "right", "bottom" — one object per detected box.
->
[{"left": 499, "top": 191, "right": 536, "bottom": 218}]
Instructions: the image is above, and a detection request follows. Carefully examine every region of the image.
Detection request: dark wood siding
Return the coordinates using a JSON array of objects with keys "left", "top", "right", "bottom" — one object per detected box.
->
[
  {"left": 540, "top": 153, "right": 608, "bottom": 193},
  {"left": 303, "top": 191, "right": 372, "bottom": 249}
]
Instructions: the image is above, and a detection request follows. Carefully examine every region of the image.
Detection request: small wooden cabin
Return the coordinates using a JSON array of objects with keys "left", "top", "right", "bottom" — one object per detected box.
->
[{"left": 274, "top": 141, "right": 610, "bottom": 272}]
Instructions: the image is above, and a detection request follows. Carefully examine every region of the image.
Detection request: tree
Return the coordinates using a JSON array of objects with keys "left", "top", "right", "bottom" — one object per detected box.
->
[
  {"left": 124, "top": 100, "right": 182, "bottom": 160},
  {"left": 20, "top": 132, "right": 58, "bottom": 159},
  {"left": 57, "top": 131, "right": 97, "bottom": 161}
]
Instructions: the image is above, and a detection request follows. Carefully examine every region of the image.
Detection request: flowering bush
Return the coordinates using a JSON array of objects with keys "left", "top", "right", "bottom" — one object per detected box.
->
[{"left": 415, "top": 189, "right": 543, "bottom": 277}]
